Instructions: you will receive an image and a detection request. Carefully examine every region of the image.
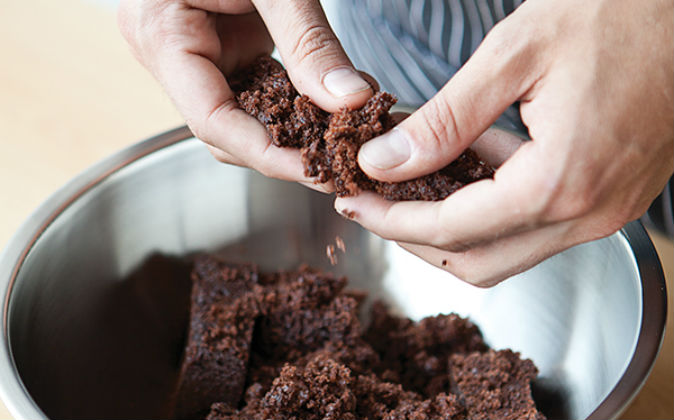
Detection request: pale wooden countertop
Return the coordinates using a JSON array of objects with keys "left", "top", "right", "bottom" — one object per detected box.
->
[{"left": 0, "top": 0, "right": 671, "bottom": 419}]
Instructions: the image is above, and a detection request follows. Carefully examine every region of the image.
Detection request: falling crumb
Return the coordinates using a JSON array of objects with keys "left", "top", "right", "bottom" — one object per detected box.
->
[
  {"left": 326, "top": 244, "right": 338, "bottom": 266},
  {"left": 441, "top": 259, "right": 448, "bottom": 267},
  {"left": 335, "top": 236, "right": 346, "bottom": 253}
]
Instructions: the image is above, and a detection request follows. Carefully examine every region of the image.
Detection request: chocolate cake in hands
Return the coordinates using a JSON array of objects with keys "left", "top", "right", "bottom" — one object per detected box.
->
[{"left": 230, "top": 56, "right": 495, "bottom": 201}]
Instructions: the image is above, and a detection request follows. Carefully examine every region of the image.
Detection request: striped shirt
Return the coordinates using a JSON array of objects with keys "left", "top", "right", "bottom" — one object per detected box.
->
[{"left": 334, "top": 0, "right": 525, "bottom": 132}]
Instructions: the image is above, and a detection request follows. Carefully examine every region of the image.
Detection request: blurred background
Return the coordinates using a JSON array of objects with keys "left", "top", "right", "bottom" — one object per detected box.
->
[{"left": 0, "top": 0, "right": 671, "bottom": 419}]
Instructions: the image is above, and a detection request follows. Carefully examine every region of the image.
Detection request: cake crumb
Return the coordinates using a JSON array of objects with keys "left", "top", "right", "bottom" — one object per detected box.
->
[
  {"left": 326, "top": 244, "right": 338, "bottom": 266},
  {"left": 335, "top": 236, "right": 346, "bottom": 253}
]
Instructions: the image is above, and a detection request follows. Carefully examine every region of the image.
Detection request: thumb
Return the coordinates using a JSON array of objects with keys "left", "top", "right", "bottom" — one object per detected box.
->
[
  {"left": 358, "top": 18, "right": 541, "bottom": 182},
  {"left": 252, "top": 0, "right": 373, "bottom": 112}
]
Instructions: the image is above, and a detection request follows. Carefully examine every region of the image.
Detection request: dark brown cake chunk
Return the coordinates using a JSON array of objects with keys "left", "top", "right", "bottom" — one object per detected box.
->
[
  {"left": 449, "top": 349, "right": 546, "bottom": 420},
  {"left": 172, "top": 256, "right": 262, "bottom": 419},
  {"left": 352, "top": 372, "right": 467, "bottom": 420},
  {"left": 208, "top": 353, "right": 357, "bottom": 420},
  {"left": 253, "top": 265, "right": 359, "bottom": 357},
  {"left": 232, "top": 57, "right": 328, "bottom": 149},
  {"left": 231, "top": 56, "right": 495, "bottom": 201},
  {"left": 364, "top": 301, "right": 487, "bottom": 397},
  {"left": 244, "top": 266, "right": 363, "bottom": 397}
]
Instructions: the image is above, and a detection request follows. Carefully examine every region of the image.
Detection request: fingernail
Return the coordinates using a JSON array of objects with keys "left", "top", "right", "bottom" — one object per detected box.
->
[
  {"left": 359, "top": 128, "right": 411, "bottom": 170},
  {"left": 323, "top": 67, "right": 371, "bottom": 97}
]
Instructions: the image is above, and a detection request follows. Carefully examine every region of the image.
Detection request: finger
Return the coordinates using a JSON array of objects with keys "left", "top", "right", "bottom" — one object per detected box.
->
[
  {"left": 252, "top": 0, "right": 373, "bottom": 112},
  {"left": 468, "top": 127, "right": 525, "bottom": 167},
  {"left": 205, "top": 144, "right": 244, "bottom": 166},
  {"left": 357, "top": 13, "right": 543, "bottom": 182},
  {"left": 207, "top": 145, "right": 334, "bottom": 195},
  {"left": 358, "top": 70, "right": 380, "bottom": 92},
  {"left": 397, "top": 220, "right": 572, "bottom": 287},
  {"left": 390, "top": 112, "right": 411, "bottom": 125},
  {"left": 299, "top": 180, "right": 336, "bottom": 194},
  {"left": 153, "top": 34, "right": 310, "bottom": 182},
  {"left": 335, "top": 143, "right": 554, "bottom": 251},
  {"left": 335, "top": 192, "right": 454, "bottom": 247},
  {"left": 207, "top": 143, "right": 334, "bottom": 193}
]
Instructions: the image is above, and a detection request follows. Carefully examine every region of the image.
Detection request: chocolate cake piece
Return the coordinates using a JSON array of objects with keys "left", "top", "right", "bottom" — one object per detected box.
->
[
  {"left": 209, "top": 353, "right": 358, "bottom": 420},
  {"left": 382, "top": 392, "right": 465, "bottom": 420},
  {"left": 232, "top": 57, "right": 328, "bottom": 149},
  {"left": 364, "top": 301, "right": 487, "bottom": 397},
  {"left": 244, "top": 266, "right": 363, "bottom": 397},
  {"left": 172, "top": 256, "right": 262, "bottom": 419},
  {"left": 319, "top": 91, "right": 395, "bottom": 196},
  {"left": 252, "top": 266, "right": 360, "bottom": 359},
  {"left": 231, "top": 56, "right": 495, "bottom": 201},
  {"left": 449, "top": 349, "right": 545, "bottom": 420},
  {"left": 305, "top": 340, "right": 380, "bottom": 378},
  {"left": 353, "top": 372, "right": 426, "bottom": 419}
]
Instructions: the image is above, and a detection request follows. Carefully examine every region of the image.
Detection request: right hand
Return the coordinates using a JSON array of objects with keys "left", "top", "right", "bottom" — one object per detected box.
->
[{"left": 118, "top": 0, "right": 373, "bottom": 189}]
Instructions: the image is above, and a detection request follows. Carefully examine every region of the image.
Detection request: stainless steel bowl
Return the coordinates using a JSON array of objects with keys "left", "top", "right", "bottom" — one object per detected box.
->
[{"left": 0, "top": 127, "right": 666, "bottom": 420}]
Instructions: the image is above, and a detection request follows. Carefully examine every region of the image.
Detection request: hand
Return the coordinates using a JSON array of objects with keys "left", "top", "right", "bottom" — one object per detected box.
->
[
  {"left": 335, "top": 0, "right": 674, "bottom": 286},
  {"left": 118, "top": 0, "right": 373, "bottom": 190}
]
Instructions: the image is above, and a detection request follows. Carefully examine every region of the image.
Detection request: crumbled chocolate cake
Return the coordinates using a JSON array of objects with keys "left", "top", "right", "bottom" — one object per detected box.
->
[
  {"left": 364, "top": 301, "right": 488, "bottom": 398},
  {"left": 172, "top": 256, "right": 546, "bottom": 420},
  {"left": 230, "top": 56, "right": 495, "bottom": 201}
]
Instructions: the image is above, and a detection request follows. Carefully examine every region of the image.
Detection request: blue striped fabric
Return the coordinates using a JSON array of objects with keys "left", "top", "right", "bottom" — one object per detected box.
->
[{"left": 334, "top": 0, "right": 526, "bottom": 133}]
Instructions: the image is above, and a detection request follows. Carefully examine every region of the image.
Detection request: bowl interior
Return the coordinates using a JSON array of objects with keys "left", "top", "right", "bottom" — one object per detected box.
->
[{"left": 6, "top": 138, "right": 646, "bottom": 419}]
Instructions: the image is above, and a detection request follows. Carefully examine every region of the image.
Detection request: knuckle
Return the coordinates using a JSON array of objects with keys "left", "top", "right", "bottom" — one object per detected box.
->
[
  {"left": 291, "top": 24, "right": 341, "bottom": 66},
  {"left": 443, "top": 240, "right": 472, "bottom": 253},
  {"left": 117, "top": 0, "right": 148, "bottom": 48},
  {"left": 256, "top": 158, "right": 279, "bottom": 179},
  {"left": 431, "top": 228, "right": 470, "bottom": 252},
  {"left": 543, "top": 188, "right": 597, "bottom": 223},
  {"left": 603, "top": 199, "right": 644, "bottom": 234},
  {"left": 603, "top": 215, "right": 629, "bottom": 236},
  {"left": 520, "top": 180, "right": 555, "bottom": 222},
  {"left": 200, "top": 99, "right": 239, "bottom": 138},
  {"left": 480, "top": 21, "right": 516, "bottom": 63},
  {"left": 187, "top": 120, "right": 207, "bottom": 145},
  {"left": 117, "top": 0, "right": 177, "bottom": 61},
  {"left": 484, "top": 14, "right": 535, "bottom": 57},
  {"left": 449, "top": 266, "right": 492, "bottom": 288},
  {"left": 207, "top": 147, "right": 228, "bottom": 164},
  {"left": 416, "top": 97, "right": 459, "bottom": 152},
  {"left": 519, "top": 168, "right": 596, "bottom": 225},
  {"left": 117, "top": 0, "right": 133, "bottom": 39},
  {"left": 480, "top": 13, "right": 542, "bottom": 84}
]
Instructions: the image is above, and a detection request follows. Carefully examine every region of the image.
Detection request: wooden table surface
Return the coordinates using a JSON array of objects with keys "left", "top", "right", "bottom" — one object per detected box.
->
[{"left": 0, "top": 0, "right": 671, "bottom": 419}]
